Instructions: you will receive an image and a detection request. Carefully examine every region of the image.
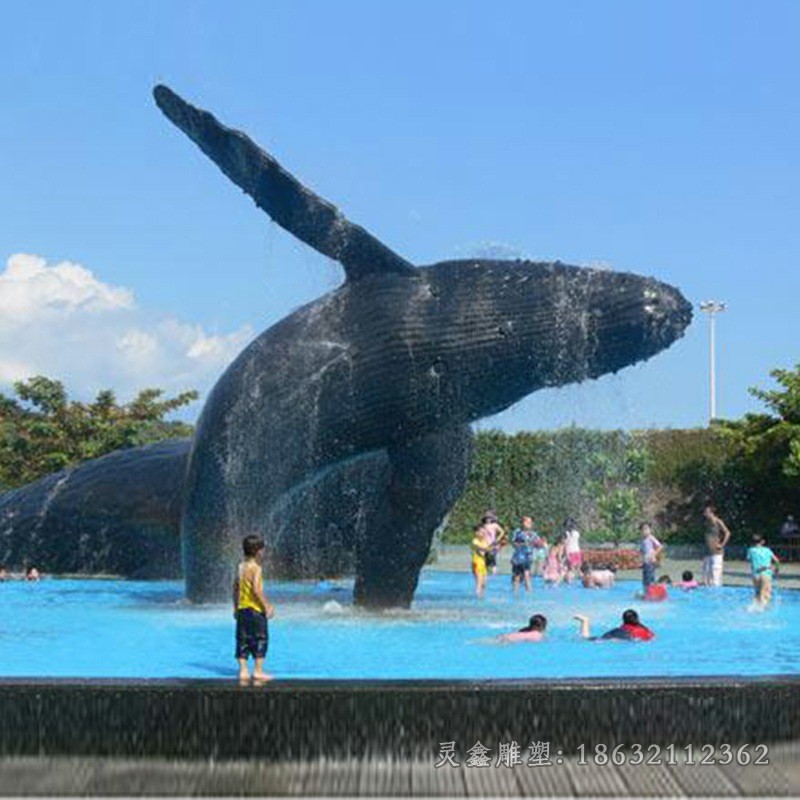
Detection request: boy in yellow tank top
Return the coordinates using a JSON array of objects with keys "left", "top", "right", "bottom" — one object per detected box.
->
[
  {"left": 233, "top": 535, "right": 275, "bottom": 683},
  {"left": 471, "top": 525, "right": 489, "bottom": 598}
]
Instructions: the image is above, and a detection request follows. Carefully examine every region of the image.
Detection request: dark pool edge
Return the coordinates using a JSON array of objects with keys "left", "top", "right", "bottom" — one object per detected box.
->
[{"left": 3, "top": 678, "right": 800, "bottom": 760}]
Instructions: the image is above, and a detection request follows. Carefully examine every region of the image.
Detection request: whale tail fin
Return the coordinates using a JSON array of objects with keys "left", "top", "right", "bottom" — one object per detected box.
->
[{"left": 153, "top": 85, "right": 414, "bottom": 283}]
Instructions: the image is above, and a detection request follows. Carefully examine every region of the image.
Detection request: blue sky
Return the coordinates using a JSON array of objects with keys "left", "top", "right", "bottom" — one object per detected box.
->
[{"left": 1, "top": 0, "right": 798, "bottom": 431}]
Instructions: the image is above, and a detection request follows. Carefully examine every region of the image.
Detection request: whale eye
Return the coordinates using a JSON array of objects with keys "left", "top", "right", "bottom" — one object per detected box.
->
[{"left": 497, "top": 321, "right": 514, "bottom": 338}]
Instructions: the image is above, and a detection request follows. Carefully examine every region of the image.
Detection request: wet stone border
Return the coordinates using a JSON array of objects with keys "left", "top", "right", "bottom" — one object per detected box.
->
[{"left": 1, "top": 677, "right": 799, "bottom": 761}]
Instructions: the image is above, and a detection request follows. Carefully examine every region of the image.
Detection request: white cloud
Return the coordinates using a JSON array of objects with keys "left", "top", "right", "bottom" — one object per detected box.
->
[
  {"left": 0, "top": 359, "right": 35, "bottom": 384},
  {"left": 0, "top": 253, "right": 253, "bottom": 412},
  {"left": 0, "top": 253, "right": 134, "bottom": 320},
  {"left": 116, "top": 328, "right": 160, "bottom": 369}
]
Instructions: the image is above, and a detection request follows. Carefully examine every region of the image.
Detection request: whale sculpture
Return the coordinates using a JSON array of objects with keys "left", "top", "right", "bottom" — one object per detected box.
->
[
  {"left": 0, "top": 87, "right": 692, "bottom": 607},
  {"left": 151, "top": 85, "right": 692, "bottom": 606},
  {"left": 0, "top": 440, "right": 188, "bottom": 578}
]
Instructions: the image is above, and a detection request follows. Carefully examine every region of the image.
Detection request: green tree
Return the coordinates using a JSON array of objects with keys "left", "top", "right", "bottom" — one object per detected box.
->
[
  {"left": 717, "top": 364, "right": 800, "bottom": 482},
  {"left": 704, "top": 363, "right": 800, "bottom": 539},
  {"left": 0, "top": 376, "right": 197, "bottom": 489},
  {"left": 733, "top": 364, "right": 800, "bottom": 477}
]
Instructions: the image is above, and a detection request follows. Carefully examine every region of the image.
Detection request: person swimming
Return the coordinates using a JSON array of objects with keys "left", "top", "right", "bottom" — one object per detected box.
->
[
  {"left": 675, "top": 570, "right": 699, "bottom": 590},
  {"left": 637, "top": 574, "right": 670, "bottom": 602},
  {"left": 499, "top": 613, "right": 548, "bottom": 643},
  {"left": 580, "top": 563, "right": 615, "bottom": 589},
  {"left": 573, "top": 609, "right": 655, "bottom": 641}
]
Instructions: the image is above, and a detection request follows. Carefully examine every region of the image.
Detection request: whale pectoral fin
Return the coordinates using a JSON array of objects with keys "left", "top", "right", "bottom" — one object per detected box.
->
[
  {"left": 353, "top": 425, "right": 474, "bottom": 608},
  {"left": 153, "top": 85, "right": 415, "bottom": 283}
]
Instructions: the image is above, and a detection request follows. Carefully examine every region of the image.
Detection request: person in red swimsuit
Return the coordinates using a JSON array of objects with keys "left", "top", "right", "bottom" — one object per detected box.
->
[
  {"left": 573, "top": 609, "right": 655, "bottom": 641},
  {"left": 640, "top": 574, "right": 671, "bottom": 602}
]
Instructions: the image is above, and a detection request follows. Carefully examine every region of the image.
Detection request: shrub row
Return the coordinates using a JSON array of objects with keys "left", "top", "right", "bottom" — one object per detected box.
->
[
  {"left": 441, "top": 427, "right": 800, "bottom": 545},
  {"left": 582, "top": 549, "right": 642, "bottom": 571}
]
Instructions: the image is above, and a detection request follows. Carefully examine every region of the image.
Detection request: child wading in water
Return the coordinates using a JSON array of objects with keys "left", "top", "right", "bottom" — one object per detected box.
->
[
  {"left": 233, "top": 535, "right": 276, "bottom": 683},
  {"left": 747, "top": 534, "right": 780, "bottom": 607},
  {"left": 471, "top": 525, "right": 489, "bottom": 598},
  {"left": 509, "top": 516, "right": 536, "bottom": 594},
  {"left": 676, "top": 570, "right": 699, "bottom": 590},
  {"left": 543, "top": 537, "right": 567, "bottom": 584}
]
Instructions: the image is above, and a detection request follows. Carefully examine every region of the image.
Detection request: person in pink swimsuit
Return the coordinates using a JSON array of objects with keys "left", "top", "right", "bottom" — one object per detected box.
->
[
  {"left": 675, "top": 570, "right": 700, "bottom": 590},
  {"left": 543, "top": 539, "right": 567, "bottom": 584},
  {"left": 563, "top": 518, "right": 582, "bottom": 579}
]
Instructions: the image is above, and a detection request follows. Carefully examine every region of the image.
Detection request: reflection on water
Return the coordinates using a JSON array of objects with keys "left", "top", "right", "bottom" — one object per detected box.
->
[{"left": 0, "top": 570, "right": 797, "bottom": 679}]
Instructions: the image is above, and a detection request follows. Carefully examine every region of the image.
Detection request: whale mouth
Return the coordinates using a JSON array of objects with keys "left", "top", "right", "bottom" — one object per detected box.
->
[
  {"left": 641, "top": 280, "right": 693, "bottom": 349},
  {"left": 579, "top": 274, "right": 692, "bottom": 382},
  {"left": 643, "top": 281, "right": 693, "bottom": 326}
]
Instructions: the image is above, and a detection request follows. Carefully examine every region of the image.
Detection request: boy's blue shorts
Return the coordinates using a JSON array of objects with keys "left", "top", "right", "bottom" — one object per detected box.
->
[{"left": 235, "top": 608, "right": 269, "bottom": 659}]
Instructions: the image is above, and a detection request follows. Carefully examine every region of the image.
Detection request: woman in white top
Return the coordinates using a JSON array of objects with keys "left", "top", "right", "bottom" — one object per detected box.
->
[{"left": 563, "top": 517, "right": 582, "bottom": 578}]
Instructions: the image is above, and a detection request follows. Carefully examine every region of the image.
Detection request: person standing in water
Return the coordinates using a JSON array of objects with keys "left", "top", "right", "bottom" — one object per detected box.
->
[
  {"left": 471, "top": 525, "right": 490, "bottom": 598},
  {"left": 531, "top": 529, "right": 548, "bottom": 578},
  {"left": 747, "top": 534, "right": 780, "bottom": 607},
  {"left": 543, "top": 536, "right": 567, "bottom": 584},
  {"left": 563, "top": 517, "right": 582, "bottom": 580},
  {"left": 701, "top": 503, "right": 731, "bottom": 587},
  {"left": 640, "top": 522, "right": 663, "bottom": 589},
  {"left": 509, "top": 516, "right": 536, "bottom": 593},
  {"left": 676, "top": 570, "right": 699, "bottom": 590},
  {"left": 481, "top": 512, "right": 507, "bottom": 576},
  {"left": 233, "top": 535, "right": 276, "bottom": 683}
]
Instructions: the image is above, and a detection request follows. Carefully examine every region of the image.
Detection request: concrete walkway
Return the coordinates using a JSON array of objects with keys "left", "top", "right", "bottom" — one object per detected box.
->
[{"left": 1, "top": 745, "right": 798, "bottom": 796}]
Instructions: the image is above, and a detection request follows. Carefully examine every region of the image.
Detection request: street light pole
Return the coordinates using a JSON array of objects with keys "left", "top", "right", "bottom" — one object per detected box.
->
[{"left": 699, "top": 300, "right": 727, "bottom": 423}]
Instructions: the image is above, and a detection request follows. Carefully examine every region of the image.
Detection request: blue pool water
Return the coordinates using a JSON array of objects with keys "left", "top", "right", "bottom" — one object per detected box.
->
[{"left": 1, "top": 570, "right": 796, "bottom": 679}]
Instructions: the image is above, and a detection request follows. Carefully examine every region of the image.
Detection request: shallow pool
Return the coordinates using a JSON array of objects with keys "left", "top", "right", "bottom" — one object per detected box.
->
[{"left": 0, "top": 570, "right": 796, "bottom": 679}]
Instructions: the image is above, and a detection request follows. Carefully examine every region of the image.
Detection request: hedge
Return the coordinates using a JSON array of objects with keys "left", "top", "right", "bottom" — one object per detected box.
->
[{"left": 441, "top": 427, "right": 800, "bottom": 546}]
